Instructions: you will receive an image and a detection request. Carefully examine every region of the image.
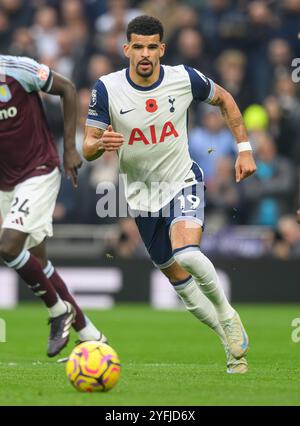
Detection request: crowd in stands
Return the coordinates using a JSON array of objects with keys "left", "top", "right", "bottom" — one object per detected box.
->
[{"left": 1, "top": 0, "right": 300, "bottom": 258}]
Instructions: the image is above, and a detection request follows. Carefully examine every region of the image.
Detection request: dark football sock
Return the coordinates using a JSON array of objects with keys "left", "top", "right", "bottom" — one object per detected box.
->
[{"left": 5, "top": 250, "right": 58, "bottom": 308}]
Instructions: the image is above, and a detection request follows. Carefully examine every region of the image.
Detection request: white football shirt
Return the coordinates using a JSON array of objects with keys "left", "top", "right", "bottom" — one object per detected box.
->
[{"left": 87, "top": 65, "right": 215, "bottom": 212}]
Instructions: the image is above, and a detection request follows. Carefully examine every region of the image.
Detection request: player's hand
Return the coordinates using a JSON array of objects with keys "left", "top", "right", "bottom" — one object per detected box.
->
[
  {"left": 63, "top": 148, "right": 82, "bottom": 188},
  {"left": 235, "top": 151, "right": 256, "bottom": 183},
  {"left": 99, "top": 125, "right": 124, "bottom": 152}
]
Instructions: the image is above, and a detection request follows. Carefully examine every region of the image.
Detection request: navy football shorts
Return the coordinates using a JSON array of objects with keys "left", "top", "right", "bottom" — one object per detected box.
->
[{"left": 135, "top": 162, "right": 205, "bottom": 269}]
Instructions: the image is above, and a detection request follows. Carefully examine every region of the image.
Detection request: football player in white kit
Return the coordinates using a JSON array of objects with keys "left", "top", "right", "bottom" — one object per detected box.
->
[{"left": 83, "top": 16, "right": 256, "bottom": 374}]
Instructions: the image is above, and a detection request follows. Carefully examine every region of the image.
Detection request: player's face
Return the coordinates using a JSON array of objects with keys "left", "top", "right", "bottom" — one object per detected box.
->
[{"left": 124, "top": 34, "right": 165, "bottom": 79}]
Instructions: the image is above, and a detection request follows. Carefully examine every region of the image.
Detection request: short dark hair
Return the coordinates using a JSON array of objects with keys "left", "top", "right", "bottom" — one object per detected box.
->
[{"left": 127, "top": 15, "right": 164, "bottom": 42}]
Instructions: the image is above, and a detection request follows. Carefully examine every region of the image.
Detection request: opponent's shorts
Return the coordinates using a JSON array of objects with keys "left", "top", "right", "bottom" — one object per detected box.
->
[
  {"left": 135, "top": 162, "right": 205, "bottom": 269},
  {"left": 0, "top": 167, "right": 61, "bottom": 249}
]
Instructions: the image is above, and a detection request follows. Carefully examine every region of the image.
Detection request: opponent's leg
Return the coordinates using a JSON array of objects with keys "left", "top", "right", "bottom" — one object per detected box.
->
[
  {"left": 31, "top": 240, "right": 107, "bottom": 343},
  {"left": 170, "top": 221, "right": 249, "bottom": 359},
  {"left": 0, "top": 228, "right": 75, "bottom": 356},
  {"left": 0, "top": 228, "right": 64, "bottom": 311}
]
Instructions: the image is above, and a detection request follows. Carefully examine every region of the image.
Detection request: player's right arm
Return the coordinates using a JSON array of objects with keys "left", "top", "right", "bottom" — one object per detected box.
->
[
  {"left": 83, "top": 125, "right": 124, "bottom": 161},
  {"left": 84, "top": 78, "right": 124, "bottom": 161}
]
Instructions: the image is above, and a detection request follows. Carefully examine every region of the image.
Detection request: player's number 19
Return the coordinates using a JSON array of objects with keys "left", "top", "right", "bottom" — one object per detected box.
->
[{"left": 177, "top": 194, "right": 200, "bottom": 211}]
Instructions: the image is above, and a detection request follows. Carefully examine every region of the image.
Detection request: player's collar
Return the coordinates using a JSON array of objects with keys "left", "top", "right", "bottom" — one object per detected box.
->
[{"left": 125, "top": 65, "right": 164, "bottom": 91}]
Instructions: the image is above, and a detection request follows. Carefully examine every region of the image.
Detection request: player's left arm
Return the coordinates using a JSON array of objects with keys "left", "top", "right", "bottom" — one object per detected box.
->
[
  {"left": 47, "top": 71, "right": 82, "bottom": 188},
  {"left": 208, "top": 84, "right": 256, "bottom": 183}
]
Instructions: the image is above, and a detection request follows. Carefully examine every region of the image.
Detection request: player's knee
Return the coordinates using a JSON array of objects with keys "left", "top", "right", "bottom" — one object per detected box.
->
[
  {"left": 159, "top": 259, "right": 188, "bottom": 282},
  {"left": 173, "top": 246, "right": 200, "bottom": 274},
  {"left": 0, "top": 238, "right": 23, "bottom": 262},
  {"left": 31, "top": 252, "right": 47, "bottom": 269},
  {"left": 167, "top": 271, "right": 190, "bottom": 283},
  {"left": 173, "top": 251, "right": 192, "bottom": 271}
]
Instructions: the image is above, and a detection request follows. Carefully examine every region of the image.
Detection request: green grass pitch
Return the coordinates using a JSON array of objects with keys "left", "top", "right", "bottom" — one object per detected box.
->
[{"left": 0, "top": 304, "right": 300, "bottom": 406}]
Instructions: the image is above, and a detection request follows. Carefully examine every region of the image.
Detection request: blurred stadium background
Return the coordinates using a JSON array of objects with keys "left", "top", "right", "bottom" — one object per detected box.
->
[{"left": 1, "top": 0, "right": 300, "bottom": 309}]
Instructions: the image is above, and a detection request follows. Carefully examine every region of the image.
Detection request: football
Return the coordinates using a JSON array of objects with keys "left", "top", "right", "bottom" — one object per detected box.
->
[{"left": 66, "top": 341, "right": 121, "bottom": 392}]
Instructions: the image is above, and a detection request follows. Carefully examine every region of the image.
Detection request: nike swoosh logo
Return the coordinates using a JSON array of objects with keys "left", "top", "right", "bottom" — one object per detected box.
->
[
  {"left": 120, "top": 108, "right": 135, "bottom": 115},
  {"left": 181, "top": 209, "right": 196, "bottom": 213}
]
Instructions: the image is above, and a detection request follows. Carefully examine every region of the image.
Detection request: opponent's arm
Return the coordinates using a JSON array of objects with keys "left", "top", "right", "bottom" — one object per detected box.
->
[
  {"left": 209, "top": 84, "right": 256, "bottom": 182},
  {"left": 48, "top": 71, "right": 82, "bottom": 187},
  {"left": 83, "top": 125, "right": 124, "bottom": 161}
]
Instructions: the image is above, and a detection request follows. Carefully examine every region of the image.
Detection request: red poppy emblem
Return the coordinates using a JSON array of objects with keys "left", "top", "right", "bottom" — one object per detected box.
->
[{"left": 145, "top": 99, "right": 158, "bottom": 113}]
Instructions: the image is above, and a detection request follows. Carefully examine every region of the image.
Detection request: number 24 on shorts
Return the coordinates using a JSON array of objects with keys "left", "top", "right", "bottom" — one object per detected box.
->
[{"left": 10, "top": 197, "right": 30, "bottom": 217}]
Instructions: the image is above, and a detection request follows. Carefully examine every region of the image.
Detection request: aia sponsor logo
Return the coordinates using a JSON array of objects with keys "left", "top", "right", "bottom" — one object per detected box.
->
[
  {"left": 128, "top": 121, "right": 178, "bottom": 145},
  {"left": 0, "top": 106, "right": 17, "bottom": 120}
]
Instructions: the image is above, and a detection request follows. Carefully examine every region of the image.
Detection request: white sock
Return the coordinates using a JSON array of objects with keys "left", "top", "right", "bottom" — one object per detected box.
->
[
  {"left": 173, "top": 247, "right": 235, "bottom": 322},
  {"left": 173, "top": 277, "right": 227, "bottom": 345},
  {"left": 77, "top": 316, "right": 101, "bottom": 341},
  {"left": 48, "top": 298, "right": 67, "bottom": 318}
]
